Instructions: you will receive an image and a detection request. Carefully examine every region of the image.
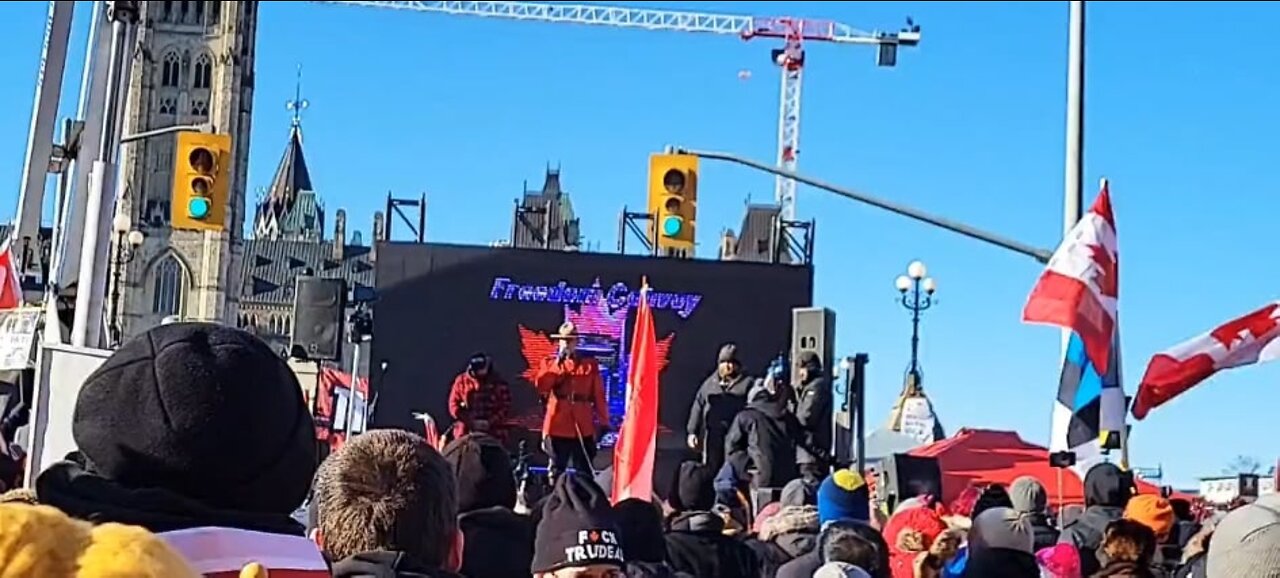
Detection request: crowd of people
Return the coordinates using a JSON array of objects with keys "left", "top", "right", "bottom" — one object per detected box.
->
[{"left": 0, "top": 323, "right": 1278, "bottom": 578}]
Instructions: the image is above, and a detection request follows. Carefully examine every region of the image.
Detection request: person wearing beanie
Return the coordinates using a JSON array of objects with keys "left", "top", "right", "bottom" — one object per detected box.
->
[
  {"left": 1206, "top": 493, "right": 1280, "bottom": 578},
  {"left": 882, "top": 505, "right": 950, "bottom": 578},
  {"left": 814, "top": 561, "right": 873, "bottom": 578},
  {"left": 1058, "top": 462, "right": 1134, "bottom": 576},
  {"left": 686, "top": 343, "right": 752, "bottom": 471},
  {"left": 792, "top": 350, "right": 833, "bottom": 480},
  {"left": 780, "top": 477, "right": 819, "bottom": 507},
  {"left": 964, "top": 507, "right": 1038, "bottom": 577},
  {"left": 1124, "top": 495, "right": 1176, "bottom": 545},
  {"left": 531, "top": 473, "right": 625, "bottom": 576},
  {"left": 442, "top": 434, "right": 535, "bottom": 578},
  {"left": 33, "top": 324, "right": 328, "bottom": 574},
  {"left": 724, "top": 375, "right": 798, "bottom": 490},
  {"left": 667, "top": 461, "right": 717, "bottom": 514},
  {"left": 1009, "top": 476, "right": 1059, "bottom": 551},
  {"left": 818, "top": 469, "right": 872, "bottom": 525},
  {"left": 664, "top": 463, "right": 759, "bottom": 578},
  {"left": 613, "top": 498, "right": 685, "bottom": 578},
  {"left": 972, "top": 483, "right": 1015, "bottom": 518}
]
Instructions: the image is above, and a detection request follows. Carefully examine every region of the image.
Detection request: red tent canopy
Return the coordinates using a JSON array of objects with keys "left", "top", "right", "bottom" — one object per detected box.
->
[{"left": 907, "top": 428, "right": 1183, "bottom": 509}]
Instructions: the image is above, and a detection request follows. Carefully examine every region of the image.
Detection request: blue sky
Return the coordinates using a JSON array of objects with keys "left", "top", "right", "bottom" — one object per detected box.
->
[{"left": 1, "top": 1, "right": 1276, "bottom": 486}]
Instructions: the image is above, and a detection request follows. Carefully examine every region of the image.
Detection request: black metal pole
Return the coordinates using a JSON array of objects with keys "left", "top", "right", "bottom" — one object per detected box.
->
[
  {"left": 108, "top": 232, "right": 123, "bottom": 346},
  {"left": 909, "top": 280, "right": 921, "bottom": 376}
]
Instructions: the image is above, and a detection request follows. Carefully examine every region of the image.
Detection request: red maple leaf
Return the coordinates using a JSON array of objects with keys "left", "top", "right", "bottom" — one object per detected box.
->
[
  {"left": 1209, "top": 304, "right": 1280, "bottom": 350},
  {"left": 1088, "top": 244, "right": 1118, "bottom": 298}
]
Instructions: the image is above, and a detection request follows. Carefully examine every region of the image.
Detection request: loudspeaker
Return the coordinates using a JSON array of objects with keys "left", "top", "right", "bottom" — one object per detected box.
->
[
  {"left": 791, "top": 307, "right": 836, "bottom": 387},
  {"left": 877, "top": 453, "right": 942, "bottom": 510},
  {"left": 291, "top": 276, "right": 346, "bottom": 361}
]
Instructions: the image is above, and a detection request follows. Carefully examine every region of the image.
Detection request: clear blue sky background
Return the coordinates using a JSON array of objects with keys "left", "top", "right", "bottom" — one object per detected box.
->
[{"left": 0, "top": 1, "right": 1275, "bottom": 487}]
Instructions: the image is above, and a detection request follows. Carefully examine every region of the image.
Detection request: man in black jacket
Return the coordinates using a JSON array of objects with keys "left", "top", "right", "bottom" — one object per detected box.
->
[
  {"left": 686, "top": 344, "right": 752, "bottom": 471},
  {"left": 724, "top": 378, "right": 798, "bottom": 490},
  {"left": 1059, "top": 462, "right": 1134, "bottom": 576},
  {"left": 791, "top": 352, "right": 832, "bottom": 481}
]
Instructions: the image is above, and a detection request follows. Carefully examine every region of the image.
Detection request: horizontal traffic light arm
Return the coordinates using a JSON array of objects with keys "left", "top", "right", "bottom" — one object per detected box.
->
[
  {"left": 121, "top": 123, "right": 215, "bottom": 145},
  {"left": 673, "top": 147, "right": 1052, "bottom": 264}
]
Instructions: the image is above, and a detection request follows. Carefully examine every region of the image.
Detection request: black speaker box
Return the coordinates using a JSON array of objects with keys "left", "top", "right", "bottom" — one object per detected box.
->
[
  {"left": 291, "top": 276, "right": 346, "bottom": 361},
  {"left": 877, "top": 453, "right": 943, "bottom": 509}
]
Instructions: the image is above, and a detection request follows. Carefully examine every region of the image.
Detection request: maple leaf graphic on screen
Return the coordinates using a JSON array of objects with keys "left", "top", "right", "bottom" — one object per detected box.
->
[{"left": 512, "top": 292, "right": 675, "bottom": 431}]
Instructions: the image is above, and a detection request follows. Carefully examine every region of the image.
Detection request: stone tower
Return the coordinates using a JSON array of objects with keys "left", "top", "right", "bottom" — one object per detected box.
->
[{"left": 114, "top": 1, "right": 257, "bottom": 338}]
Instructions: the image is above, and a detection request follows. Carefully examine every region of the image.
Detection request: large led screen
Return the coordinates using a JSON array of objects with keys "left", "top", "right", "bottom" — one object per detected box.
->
[{"left": 370, "top": 242, "right": 813, "bottom": 449}]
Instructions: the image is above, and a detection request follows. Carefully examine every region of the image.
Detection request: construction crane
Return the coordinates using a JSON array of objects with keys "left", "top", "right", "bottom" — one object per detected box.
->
[{"left": 317, "top": 1, "right": 921, "bottom": 221}]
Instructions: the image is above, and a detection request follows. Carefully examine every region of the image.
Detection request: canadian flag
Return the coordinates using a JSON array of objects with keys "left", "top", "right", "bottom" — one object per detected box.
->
[
  {"left": 1132, "top": 301, "right": 1280, "bottom": 419},
  {"left": 0, "top": 240, "right": 22, "bottom": 310},
  {"left": 1023, "top": 181, "right": 1119, "bottom": 372}
]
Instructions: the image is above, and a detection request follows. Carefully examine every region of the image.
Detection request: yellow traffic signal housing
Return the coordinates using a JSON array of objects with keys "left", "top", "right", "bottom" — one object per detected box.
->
[
  {"left": 171, "top": 131, "right": 232, "bottom": 232},
  {"left": 647, "top": 153, "right": 698, "bottom": 258}
]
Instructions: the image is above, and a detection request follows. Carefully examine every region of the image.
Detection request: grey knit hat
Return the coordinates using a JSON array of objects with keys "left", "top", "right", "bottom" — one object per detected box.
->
[
  {"left": 814, "top": 561, "right": 871, "bottom": 578},
  {"left": 1207, "top": 493, "right": 1280, "bottom": 577},
  {"left": 970, "top": 506, "right": 1034, "bottom": 554},
  {"left": 1009, "top": 475, "right": 1048, "bottom": 514}
]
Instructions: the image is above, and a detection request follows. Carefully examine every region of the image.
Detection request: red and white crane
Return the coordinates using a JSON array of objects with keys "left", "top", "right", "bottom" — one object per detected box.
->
[{"left": 317, "top": 1, "right": 921, "bottom": 221}]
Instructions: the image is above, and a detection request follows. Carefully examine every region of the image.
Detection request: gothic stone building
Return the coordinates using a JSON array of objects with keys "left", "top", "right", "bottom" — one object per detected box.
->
[
  {"left": 114, "top": 1, "right": 256, "bottom": 337},
  {"left": 113, "top": 1, "right": 375, "bottom": 362}
]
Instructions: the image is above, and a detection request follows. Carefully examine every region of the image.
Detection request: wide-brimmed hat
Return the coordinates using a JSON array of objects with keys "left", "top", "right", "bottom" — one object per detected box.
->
[{"left": 550, "top": 321, "right": 579, "bottom": 340}]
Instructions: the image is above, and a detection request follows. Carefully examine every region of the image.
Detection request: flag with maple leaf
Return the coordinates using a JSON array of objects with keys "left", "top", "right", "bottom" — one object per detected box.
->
[
  {"left": 612, "top": 279, "right": 660, "bottom": 503},
  {"left": 1132, "top": 301, "right": 1280, "bottom": 419},
  {"left": 1023, "top": 180, "right": 1119, "bottom": 373}
]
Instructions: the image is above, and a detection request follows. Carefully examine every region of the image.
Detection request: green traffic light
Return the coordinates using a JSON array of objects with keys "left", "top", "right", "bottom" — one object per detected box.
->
[
  {"left": 188, "top": 197, "right": 211, "bottom": 220},
  {"left": 661, "top": 215, "right": 682, "bottom": 237}
]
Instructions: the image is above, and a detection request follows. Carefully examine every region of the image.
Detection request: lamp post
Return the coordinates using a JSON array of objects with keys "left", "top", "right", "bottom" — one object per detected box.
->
[
  {"left": 895, "top": 260, "right": 937, "bottom": 391},
  {"left": 109, "top": 212, "right": 144, "bottom": 346}
]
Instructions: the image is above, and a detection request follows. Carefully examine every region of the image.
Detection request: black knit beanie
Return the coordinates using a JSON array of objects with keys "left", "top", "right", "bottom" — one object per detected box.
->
[
  {"left": 667, "top": 461, "right": 716, "bottom": 512},
  {"left": 613, "top": 498, "right": 667, "bottom": 564},
  {"left": 531, "top": 472, "right": 624, "bottom": 573},
  {"left": 72, "top": 323, "right": 316, "bottom": 515},
  {"left": 442, "top": 433, "right": 516, "bottom": 512},
  {"left": 972, "top": 483, "right": 1015, "bottom": 518}
]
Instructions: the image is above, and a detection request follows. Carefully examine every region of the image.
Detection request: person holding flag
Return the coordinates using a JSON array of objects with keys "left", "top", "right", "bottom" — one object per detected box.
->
[{"left": 534, "top": 321, "right": 609, "bottom": 480}]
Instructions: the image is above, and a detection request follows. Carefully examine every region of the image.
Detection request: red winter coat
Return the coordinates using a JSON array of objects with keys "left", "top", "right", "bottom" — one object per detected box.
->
[{"left": 533, "top": 355, "right": 608, "bottom": 439}]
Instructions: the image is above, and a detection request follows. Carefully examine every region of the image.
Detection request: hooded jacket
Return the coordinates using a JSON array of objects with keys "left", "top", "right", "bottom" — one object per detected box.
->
[
  {"left": 792, "top": 356, "right": 831, "bottom": 466},
  {"left": 724, "top": 384, "right": 799, "bottom": 488},
  {"left": 687, "top": 372, "right": 753, "bottom": 440},
  {"left": 1059, "top": 463, "right": 1133, "bottom": 576},
  {"left": 330, "top": 551, "right": 464, "bottom": 578},
  {"left": 664, "top": 510, "right": 760, "bottom": 578}
]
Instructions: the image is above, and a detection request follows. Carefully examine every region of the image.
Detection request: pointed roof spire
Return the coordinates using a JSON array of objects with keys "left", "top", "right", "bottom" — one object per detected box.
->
[{"left": 257, "top": 65, "right": 314, "bottom": 227}]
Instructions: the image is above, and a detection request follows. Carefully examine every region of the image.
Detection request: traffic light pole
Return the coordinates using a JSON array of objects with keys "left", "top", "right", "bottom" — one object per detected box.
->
[
  {"left": 119, "top": 123, "right": 213, "bottom": 145},
  {"left": 70, "top": 1, "right": 138, "bottom": 348},
  {"left": 674, "top": 148, "right": 1053, "bottom": 264}
]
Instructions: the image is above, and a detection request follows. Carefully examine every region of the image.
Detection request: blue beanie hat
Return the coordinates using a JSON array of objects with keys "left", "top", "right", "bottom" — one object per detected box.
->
[{"left": 817, "top": 469, "right": 870, "bottom": 524}]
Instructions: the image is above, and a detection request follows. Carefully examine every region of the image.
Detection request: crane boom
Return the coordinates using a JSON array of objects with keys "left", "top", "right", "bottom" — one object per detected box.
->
[
  {"left": 319, "top": 1, "right": 901, "bottom": 42},
  {"left": 316, "top": 0, "right": 920, "bottom": 221}
]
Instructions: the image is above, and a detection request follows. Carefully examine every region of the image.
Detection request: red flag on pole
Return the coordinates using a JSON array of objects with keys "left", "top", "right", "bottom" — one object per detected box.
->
[
  {"left": 613, "top": 279, "right": 659, "bottom": 503},
  {"left": 0, "top": 240, "right": 22, "bottom": 310}
]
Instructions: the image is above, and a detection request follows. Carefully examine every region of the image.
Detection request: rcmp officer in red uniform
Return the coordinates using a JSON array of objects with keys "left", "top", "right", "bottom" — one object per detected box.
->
[{"left": 533, "top": 322, "right": 610, "bottom": 478}]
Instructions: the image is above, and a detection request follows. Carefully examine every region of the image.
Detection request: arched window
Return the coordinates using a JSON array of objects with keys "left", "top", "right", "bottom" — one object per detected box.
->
[
  {"left": 283, "top": 315, "right": 292, "bottom": 336},
  {"left": 161, "top": 51, "right": 181, "bottom": 87},
  {"left": 192, "top": 53, "right": 212, "bottom": 89},
  {"left": 151, "top": 254, "right": 185, "bottom": 315}
]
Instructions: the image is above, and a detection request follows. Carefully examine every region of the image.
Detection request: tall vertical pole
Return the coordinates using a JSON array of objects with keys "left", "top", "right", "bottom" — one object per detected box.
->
[
  {"left": 909, "top": 282, "right": 922, "bottom": 376},
  {"left": 1063, "top": 0, "right": 1086, "bottom": 232}
]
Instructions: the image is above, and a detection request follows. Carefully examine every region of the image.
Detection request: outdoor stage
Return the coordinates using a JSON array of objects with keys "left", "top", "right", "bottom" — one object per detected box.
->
[{"left": 370, "top": 242, "right": 813, "bottom": 457}]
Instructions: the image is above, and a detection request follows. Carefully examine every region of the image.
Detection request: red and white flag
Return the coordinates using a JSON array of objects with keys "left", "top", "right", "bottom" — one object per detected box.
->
[
  {"left": 413, "top": 412, "right": 442, "bottom": 450},
  {"left": 0, "top": 240, "right": 22, "bottom": 310},
  {"left": 1132, "top": 301, "right": 1280, "bottom": 419},
  {"left": 612, "top": 280, "right": 659, "bottom": 503},
  {"left": 1023, "top": 181, "right": 1119, "bottom": 372}
]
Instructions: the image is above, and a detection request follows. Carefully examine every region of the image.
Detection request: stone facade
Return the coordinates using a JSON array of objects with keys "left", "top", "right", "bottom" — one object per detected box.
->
[{"left": 114, "top": 1, "right": 258, "bottom": 339}]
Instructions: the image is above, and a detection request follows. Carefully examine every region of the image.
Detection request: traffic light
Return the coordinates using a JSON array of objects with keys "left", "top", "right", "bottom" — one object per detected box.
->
[
  {"left": 647, "top": 153, "right": 698, "bottom": 258},
  {"left": 171, "top": 131, "right": 232, "bottom": 231}
]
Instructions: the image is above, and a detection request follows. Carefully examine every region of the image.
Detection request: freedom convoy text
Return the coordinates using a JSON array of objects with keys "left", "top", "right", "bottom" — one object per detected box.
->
[{"left": 489, "top": 276, "right": 703, "bottom": 319}]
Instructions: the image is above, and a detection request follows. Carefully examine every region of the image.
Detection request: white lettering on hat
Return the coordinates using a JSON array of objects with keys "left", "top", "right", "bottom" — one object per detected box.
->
[{"left": 563, "top": 529, "right": 624, "bottom": 565}]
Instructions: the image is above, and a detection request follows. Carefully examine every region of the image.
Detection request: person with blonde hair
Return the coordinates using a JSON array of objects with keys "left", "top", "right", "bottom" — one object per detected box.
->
[{"left": 0, "top": 503, "right": 201, "bottom": 578}]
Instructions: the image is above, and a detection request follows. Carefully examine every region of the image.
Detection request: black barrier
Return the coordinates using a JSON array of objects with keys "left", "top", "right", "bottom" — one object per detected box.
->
[{"left": 371, "top": 242, "right": 813, "bottom": 450}]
